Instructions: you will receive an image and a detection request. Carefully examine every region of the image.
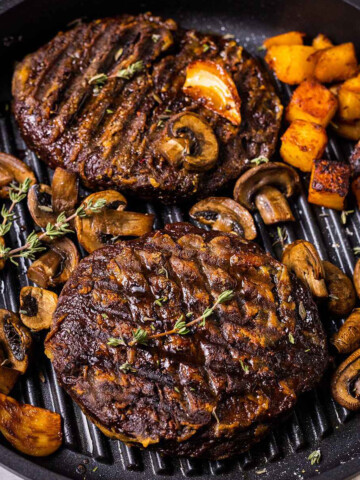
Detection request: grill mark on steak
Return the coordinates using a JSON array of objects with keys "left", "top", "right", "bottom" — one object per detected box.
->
[
  {"left": 45, "top": 223, "right": 328, "bottom": 459},
  {"left": 13, "top": 13, "right": 282, "bottom": 203}
]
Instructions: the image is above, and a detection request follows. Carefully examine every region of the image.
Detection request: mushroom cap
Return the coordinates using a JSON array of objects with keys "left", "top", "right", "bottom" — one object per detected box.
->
[
  {"left": 189, "top": 196, "right": 256, "bottom": 240},
  {"left": 332, "top": 308, "right": 360, "bottom": 354},
  {"left": 51, "top": 167, "right": 78, "bottom": 216},
  {"left": 20, "top": 286, "right": 58, "bottom": 331},
  {"left": 233, "top": 162, "right": 301, "bottom": 210},
  {"left": 159, "top": 112, "right": 219, "bottom": 172},
  {"left": 27, "top": 184, "right": 57, "bottom": 228},
  {"left": 331, "top": 348, "right": 360, "bottom": 411},
  {"left": 323, "top": 260, "right": 356, "bottom": 316},
  {"left": 282, "top": 240, "right": 328, "bottom": 298},
  {"left": 0, "top": 153, "right": 36, "bottom": 198},
  {"left": 0, "top": 309, "right": 32, "bottom": 374}
]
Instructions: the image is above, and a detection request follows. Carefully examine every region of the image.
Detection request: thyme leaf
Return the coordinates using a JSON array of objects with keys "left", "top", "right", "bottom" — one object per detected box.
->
[
  {"left": 308, "top": 449, "right": 321, "bottom": 465},
  {"left": 119, "top": 362, "right": 137, "bottom": 373},
  {"left": 250, "top": 156, "right": 269, "bottom": 166},
  {"left": 115, "top": 60, "right": 144, "bottom": 80},
  {"left": 107, "top": 337, "right": 125, "bottom": 347}
]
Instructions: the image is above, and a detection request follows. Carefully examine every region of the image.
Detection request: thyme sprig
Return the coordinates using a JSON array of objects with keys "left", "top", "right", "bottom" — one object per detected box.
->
[
  {"left": 0, "top": 198, "right": 106, "bottom": 265},
  {"left": 0, "top": 178, "right": 32, "bottom": 237},
  {"left": 129, "top": 290, "right": 234, "bottom": 346},
  {"left": 115, "top": 60, "right": 144, "bottom": 80}
]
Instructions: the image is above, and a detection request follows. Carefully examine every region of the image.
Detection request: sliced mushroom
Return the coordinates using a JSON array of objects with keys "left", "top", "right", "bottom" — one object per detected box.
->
[
  {"left": 331, "top": 348, "right": 360, "bottom": 411},
  {"left": 75, "top": 191, "right": 153, "bottom": 253},
  {"left": 183, "top": 60, "right": 241, "bottom": 125},
  {"left": 189, "top": 197, "right": 256, "bottom": 240},
  {"left": 354, "top": 258, "right": 360, "bottom": 299},
  {"left": 51, "top": 167, "right": 78, "bottom": 216},
  {"left": 0, "top": 310, "right": 32, "bottom": 374},
  {"left": 0, "top": 153, "right": 36, "bottom": 198},
  {"left": 323, "top": 260, "right": 356, "bottom": 316},
  {"left": 158, "top": 112, "right": 219, "bottom": 171},
  {"left": 332, "top": 309, "right": 360, "bottom": 354},
  {"left": 20, "top": 287, "right": 58, "bottom": 331},
  {"left": 27, "top": 237, "right": 79, "bottom": 288},
  {"left": 0, "top": 393, "right": 62, "bottom": 456},
  {"left": 0, "top": 237, "right": 5, "bottom": 271},
  {"left": 27, "top": 184, "right": 57, "bottom": 228},
  {"left": 233, "top": 163, "right": 300, "bottom": 225},
  {"left": 282, "top": 240, "right": 328, "bottom": 298}
]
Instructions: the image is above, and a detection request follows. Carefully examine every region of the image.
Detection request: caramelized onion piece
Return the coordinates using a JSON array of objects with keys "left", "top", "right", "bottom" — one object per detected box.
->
[
  {"left": 331, "top": 348, "right": 360, "bottom": 411},
  {"left": 282, "top": 240, "right": 328, "bottom": 298},
  {"left": 20, "top": 287, "right": 58, "bottom": 331},
  {"left": 183, "top": 60, "right": 241, "bottom": 125},
  {"left": 332, "top": 309, "right": 360, "bottom": 354},
  {"left": 0, "top": 393, "right": 62, "bottom": 456}
]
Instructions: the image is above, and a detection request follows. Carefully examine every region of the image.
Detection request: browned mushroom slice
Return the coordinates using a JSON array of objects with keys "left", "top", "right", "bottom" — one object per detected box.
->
[
  {"left": 282, "top": 240, "right": 328, "bottom": 298},
  {"left": 354, "top": 258, "right": 360, "bottom": 299},
  {"left": 20, "top": 287, "right": 58, "bottom": 331},
  {"left": 75, "top": 210, "right": 154, "bottom": 253},
  {"left": 0, "top": 237, "right": 5, "bottom": 271},
  {"left": 0, "top": 310, "right": 32, "bottom": 374},
  {"left": 27, "top": 184, "right": 57, "bottom": 228},
  {"left": 158, "top": 112, "right": 219, "bottom": 171},
  {"left": 0, "top": 345, "right": 19, "bottom": 394},
  {"left": 0, "top": 153, "right": 36, "bottom": 198},
  {"left": 323, "top": 261, "right": 356, "bottom": 316},
  {"left": 0, "top": 393, "right": 62, "bottom": 456},
  {"left": 81, "top": 190, "right": 127, "bottom": 213},
  {"left": 233, "top": 162, "right": 300, "bottom": 225},
  {"left": 332, "top": 309, "right": 360, "bottom": 354},
  {"left": 27, "top": 237, "right": 79, "bottom": 288},
  {"left": 331, "top": 348, "right": 360, "bottom": 411},
  {"left": 189, "top": 197, "right": 256, "bottom": 240},
  {"left": 51, "top": 167, "right": 78, "bottom": 216},
  {"left": 183, "top": 60, "right": 241, "bottom": 125}
]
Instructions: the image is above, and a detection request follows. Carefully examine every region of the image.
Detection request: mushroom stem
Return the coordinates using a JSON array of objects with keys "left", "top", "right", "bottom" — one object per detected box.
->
[
  {"left": 331, "top": 348, "right": 360, "bottom": 411},
  {"left": 255, "top": 185, "right": 295, "bottom": 224},
  {"left": 27, "top": 250, "right": 62, "bottom": 288}
]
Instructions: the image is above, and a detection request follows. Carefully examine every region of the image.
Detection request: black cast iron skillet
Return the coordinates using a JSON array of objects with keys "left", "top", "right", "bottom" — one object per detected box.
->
[{"left": 0, "top": 0, "right": 359, "bottom": 479}]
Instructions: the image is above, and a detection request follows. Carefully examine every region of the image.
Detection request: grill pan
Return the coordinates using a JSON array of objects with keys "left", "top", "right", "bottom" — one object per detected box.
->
[{"left": 0, "top": 0, "right": 360, "bottom": 478}]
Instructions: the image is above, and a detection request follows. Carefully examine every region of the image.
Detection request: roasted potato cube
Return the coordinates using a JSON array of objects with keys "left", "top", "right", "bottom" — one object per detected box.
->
[
  {"left": 314, "top": 43, "right": 358, "bottom": 83},
  {"left": 352, "top": 177, "right": 360, "bottom": 210},
  {"left": 332, "top": 118, "right": 360, "bottom": 140},
  {"left": 338, "top": 74, "right": 360, "bottom": 121},
  {"left": 286, "top": 80, "right": 338, "bottom": 127},
  {"left": 308, "top": 159, "right": 351, "bottom": 210},
  {"left": 312, "top": 34, "right": 333, "bottom": 50},
  {"left": 0, "top": 393, "right": 62, "bottom": 456},
  {"left": 280, "top": 120, "right": 327, "bottom": 172},
  {"left": 265, "top": 45, "right": 316, "bottom": 85},
  {"left": 263, "top": 31, "right": 305, "bottom": 49}
]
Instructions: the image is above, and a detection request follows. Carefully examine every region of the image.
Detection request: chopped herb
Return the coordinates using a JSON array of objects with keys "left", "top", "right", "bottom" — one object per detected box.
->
[
  {"left": 353, "top": 246, "right": 360, "bottom": 256},
  {"left": 38, "top": 205, "right": 53, "bottom": 212},
  {"left": 319, "top": 213, "right": 329, "bottom": 217},
  {"left": 223, "top": 33, "right": 235, "bottom": 40},
  {"left": 240, "top": 359, "right": 249, "bottom": 373},
  {"left": 329, "top": 294, "right": 339, "bottom": 300},
  {"left": 88, "top": 73, "right": 108, "bottom": 85},
  {"left": 255, "top": 469, "right": 267, "bottom": 475},
  {"left": 154, "top": 296, "right": 168, "bottom": 307},
  {"left": 308, "top": 449, "right": 321, "bottom": 465},
  {"left": 106, "top": 109, "right": 114, "bottom": 114},
  {"left": 212, "top": 409, "right": 220, "bottom": 424},
  {"left": 115, "top": 60, "right": 144, "bottom": 80},
  {"left": 152, "top": 34, "right": 161, "bottom": 43},
  {"left": 174, "top": 386, "right": 180, "bottom": 393},
  {"left": 250, "top": 155, "right": 269, "bottom": 166},
  {"left": 341, "top": 210, "right": 354, "bottom": 224},
  {"left": 150, "top": 323, "right": 156, "bottom": 331},
  {"left": 101, "top": 313, "right": 108, "bottom": 319},
  {"left": 288, "top": 333, "right": 295, "bottom": 344},
  {"left": 202, "top": 43, "right": 210, "bottom": 52},
  {"left": 114, "top": 47, "right": 123, "bottom": 61},
  {"left": 257, "top": 45, "right": 266, "bottom": 52},
  {"left": 157, "top": 120, "right": 164, "bottom": 128},
  {"left": 305, "top": 348, "right": 311, "bottom": 352},
  {"left": 186, "top": 312, "right": 193, "bottom": 318},
  {"left": 19, "top": 310, "right": 28, "bottom": 315},
  {"left": 287, "top": 295, "right": 293, "bottom": 302},
  {"left": 132, "top": 328, "right": 149, "bottom": 345},
  {"left": 158, "top": 267, "right": 168, "bottom": 278},
  {"left": 92, "top": 466, "right": 98, "bottom": 472},
  {"left": 152, "top": 92, "right": 162, "bottom": 104},
  {"left": 107, "top": 337, "right": 125, "bottom": 347},
  {"left": 189, "top": 387, "right": 195, "bottom": 392},
  {"left": 299, "top": 301, "right": 307, "bottom": 320},
  {"left": 119, "top": 362, "right": 137, "bottom": 373}
]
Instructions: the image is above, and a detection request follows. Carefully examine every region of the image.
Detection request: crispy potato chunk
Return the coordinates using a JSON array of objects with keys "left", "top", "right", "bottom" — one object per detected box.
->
[
  {"left": 308, "top": 159, "right": 351, "bottom": 210},
  {"left": 263, "top": 31, "right": 305, "bottom": 49},
  {"left": 312, "top": 34, "right": 333, "bottom": 50},
  {"left": 0, "top": 393, "right": 62, "bottom": 456},
  {"left": 0, "top": 367, "right": 19, "bottom": 395},
  {"left": 265, "top": 45, "right": 316, "bottom": 85},
  {"left": 337, "top": 74, "right": 360, "bottom": 122},
  {"left": 286, "top": 80, "right": 338, "bottom": 127},
  {"left": 280, "top": 120, "right": 327, "bottom": 172},
  {"left": 332, "top": 118, "right": 360, "bottom": 140},
  {"left": 314, "top": 43, "right": 358, "bottom": 83}
]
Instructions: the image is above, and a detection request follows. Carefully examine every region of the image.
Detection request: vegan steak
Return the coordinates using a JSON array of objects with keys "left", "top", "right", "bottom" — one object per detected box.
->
[
  {"left": 45, "top": 223, "right": 328, "bottom": 459},
  {"left": 12, "top": 13, "right": 282, "bottom": 204}
]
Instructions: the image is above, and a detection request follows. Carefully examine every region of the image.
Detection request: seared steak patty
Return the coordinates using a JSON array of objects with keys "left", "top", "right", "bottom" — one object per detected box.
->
[
  {"left": 12, "top": 13, "right": 282, "bottom": 204},
  {"left": 45, "top": 223, "right": 328, "bottom": 459}
]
